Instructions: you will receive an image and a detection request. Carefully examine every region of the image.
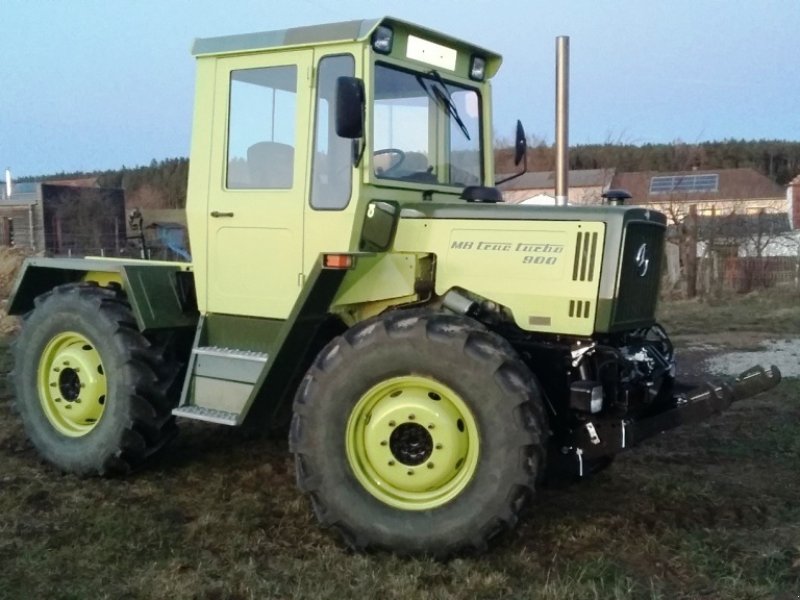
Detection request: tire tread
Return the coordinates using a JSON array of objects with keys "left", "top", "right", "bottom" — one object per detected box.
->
[
  {"left": 290, "top": 310, "right": 549, "bottom": 557},
  {"left": 12, "top": 283, "right": 182, "bottom": 476}
]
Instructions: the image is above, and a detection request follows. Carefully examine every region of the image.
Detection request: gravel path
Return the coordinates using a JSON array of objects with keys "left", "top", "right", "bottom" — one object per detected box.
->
[{"left": 703, "top": 338, "right": 800, "bottom": 377}]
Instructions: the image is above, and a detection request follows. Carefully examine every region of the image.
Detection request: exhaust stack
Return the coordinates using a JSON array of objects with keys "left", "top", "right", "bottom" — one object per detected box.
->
[
  {"left": 4, "top": 168, "right": 11, "bottom": 200},
  {"left": 555, "top": 36, "right": 569, "bottom": 206}
]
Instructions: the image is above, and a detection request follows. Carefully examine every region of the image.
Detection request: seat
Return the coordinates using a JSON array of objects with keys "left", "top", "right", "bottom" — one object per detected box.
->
[{"left": 246, "top": 141, "right": 294, "bottom": 189}]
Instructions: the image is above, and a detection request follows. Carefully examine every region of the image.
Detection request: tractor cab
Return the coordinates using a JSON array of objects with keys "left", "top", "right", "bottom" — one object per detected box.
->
[{"left": 185, "top": 18, "right": 502, "bottom": 320}]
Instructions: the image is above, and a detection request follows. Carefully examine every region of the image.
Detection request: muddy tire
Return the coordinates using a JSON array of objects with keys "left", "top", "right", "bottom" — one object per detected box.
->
[
  {"left": 290, "top": 311, "right": 548, "bottom": 557},
  {"left": 12, "top": 283, "right": 181, "bottom": 475}
]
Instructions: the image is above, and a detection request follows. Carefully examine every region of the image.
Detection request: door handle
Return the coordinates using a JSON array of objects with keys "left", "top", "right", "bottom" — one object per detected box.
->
[{"left": 210, "top": 211, "right": 234, "bottom": 218}]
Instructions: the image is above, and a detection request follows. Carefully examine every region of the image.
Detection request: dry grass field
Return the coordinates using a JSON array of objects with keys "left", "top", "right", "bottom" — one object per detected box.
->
[{"left": 0, "top": 288, "right": 799, "bottom": 599}]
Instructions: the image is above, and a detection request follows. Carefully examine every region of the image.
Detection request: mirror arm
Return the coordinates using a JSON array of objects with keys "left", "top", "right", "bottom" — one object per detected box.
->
[
  {"left": 495, "top": 150, "right": 527, "bottom": 186},
  {"left": 352, "top": 139, "right": 366, "bottom": 168},
  {"left": 495, "top": 167, "right": 524, "bottom": 186}
]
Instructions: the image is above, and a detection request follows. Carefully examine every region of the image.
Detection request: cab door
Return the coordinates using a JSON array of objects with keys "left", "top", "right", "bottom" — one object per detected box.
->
[{"left": 206, "top": 50, "right": 311, "bottom": 319}]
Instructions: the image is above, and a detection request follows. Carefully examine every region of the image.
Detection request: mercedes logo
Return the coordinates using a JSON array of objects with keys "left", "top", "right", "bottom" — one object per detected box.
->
[{"left": 635, "top": 243, "right": 650, "bottom": 277}]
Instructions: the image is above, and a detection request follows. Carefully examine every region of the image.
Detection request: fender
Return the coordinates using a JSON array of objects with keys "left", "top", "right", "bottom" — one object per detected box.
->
[{"left": 7, "top": 257, "right": 197, "bottom": 331}]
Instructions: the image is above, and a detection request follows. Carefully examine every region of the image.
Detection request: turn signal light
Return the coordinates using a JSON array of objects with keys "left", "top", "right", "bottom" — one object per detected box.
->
[{"left": 324, "top": 254, "right": 354, "bottom": 269}]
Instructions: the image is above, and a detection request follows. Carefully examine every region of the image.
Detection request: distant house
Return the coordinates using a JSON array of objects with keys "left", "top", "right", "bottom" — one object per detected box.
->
[
  {"left": 0, "top": 179, "right": 125, "bottom": 256},
  {"left": 498, "top": 167, "right": 787, "bottom": 221},
  {"left": 497, "top": 169, "right": 615, "bottom": 205},
  {"left": 694, "top": 212, "right": 795, "bottom": 256},
  {"left": 786, "top": 174, "right": 800, "bottom": 229},
  {"left": 609, "top": 168, "right": 786, "bottom": 222}
]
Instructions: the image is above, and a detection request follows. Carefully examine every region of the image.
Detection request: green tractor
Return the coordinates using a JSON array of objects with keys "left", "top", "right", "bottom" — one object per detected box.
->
[{"left": 9, "top": 17, "right": 780, "bottom": 556}]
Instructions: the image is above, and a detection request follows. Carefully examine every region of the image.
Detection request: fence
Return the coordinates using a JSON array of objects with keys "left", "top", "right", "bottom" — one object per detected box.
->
[{"left": 664, "top": 255, "right": 800, "bottom": 297}]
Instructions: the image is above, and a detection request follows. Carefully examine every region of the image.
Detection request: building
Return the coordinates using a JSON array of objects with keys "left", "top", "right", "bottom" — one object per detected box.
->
[
  {"left": 497, "top": 169, "right": 615, "bottom": 205},
  {"left": 0, "top": 179, "right": 126, "bottom": 256},
  {"left": 609, "top": 168, "right": 786, "bottom": 223}
]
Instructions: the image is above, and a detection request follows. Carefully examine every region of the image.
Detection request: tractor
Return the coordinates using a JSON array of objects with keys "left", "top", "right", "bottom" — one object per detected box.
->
[{"left": 8, "top": 17, "right": 780, "bottom": 556}]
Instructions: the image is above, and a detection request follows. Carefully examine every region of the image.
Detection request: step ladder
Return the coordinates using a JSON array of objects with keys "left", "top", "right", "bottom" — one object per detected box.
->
[{"left": 173, "top": 346, "right": 268, "bottom": 426}]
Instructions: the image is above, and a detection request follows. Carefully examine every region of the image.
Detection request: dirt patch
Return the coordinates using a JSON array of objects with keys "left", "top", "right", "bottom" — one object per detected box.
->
[
  {"left": 0, "top": 246, "right": 31, "bottom": 298},
  {"left": 0, "top": 246, "right": 32, "bottom": 335}
]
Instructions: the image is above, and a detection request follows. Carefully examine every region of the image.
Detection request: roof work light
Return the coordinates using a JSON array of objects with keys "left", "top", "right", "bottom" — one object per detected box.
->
[{"left": 371, "top": 26, "right": 393, "bottom": 54}]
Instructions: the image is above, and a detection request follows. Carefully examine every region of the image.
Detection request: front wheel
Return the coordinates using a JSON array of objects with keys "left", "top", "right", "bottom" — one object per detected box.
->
[
  {"left": 12, "top": 283, "right": 182, "bottom": 475},
  {"left": 290, "top": 311, "right": 548, "bottom": 556}
]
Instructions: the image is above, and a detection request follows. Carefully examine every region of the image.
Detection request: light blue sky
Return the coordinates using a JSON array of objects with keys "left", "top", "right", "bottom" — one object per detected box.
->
[{"left": 2, "top": 0, "right": 798, "bottom": 177}]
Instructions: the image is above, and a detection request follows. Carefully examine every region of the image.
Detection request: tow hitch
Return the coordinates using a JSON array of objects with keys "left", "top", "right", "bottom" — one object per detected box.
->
[{"left": 564, "top": 365, "right": 782, "bottom": 473}]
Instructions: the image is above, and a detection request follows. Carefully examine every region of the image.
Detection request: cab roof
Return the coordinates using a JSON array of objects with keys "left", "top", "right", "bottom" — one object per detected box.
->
[{"left": 192, "top": 16, "right": 502, "bottom": 77}]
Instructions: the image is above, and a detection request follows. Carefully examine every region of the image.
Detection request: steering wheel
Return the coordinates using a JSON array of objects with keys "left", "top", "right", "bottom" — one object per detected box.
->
[{"left": 373, "top": 148, "right": 406, "bottom": 175}]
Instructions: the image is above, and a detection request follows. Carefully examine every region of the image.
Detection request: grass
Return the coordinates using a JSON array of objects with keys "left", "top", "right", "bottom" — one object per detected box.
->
[
  {"left": 1, "top": 294, "right": 800, "bottom": 599},
  {"left": 657, "top": 284, "right": 800, "bottom": 335}
]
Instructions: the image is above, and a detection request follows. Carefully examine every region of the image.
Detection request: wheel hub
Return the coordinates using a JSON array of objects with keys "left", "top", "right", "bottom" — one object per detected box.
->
[
  {"left": 58, "top": 368, "right": 81, "bottom": 402},
  {"left": 389, "top": 423, "right": 433, "bottom": 466}
]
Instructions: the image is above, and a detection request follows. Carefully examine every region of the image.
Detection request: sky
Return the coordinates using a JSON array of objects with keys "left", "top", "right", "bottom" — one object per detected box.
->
[{"left": 1, "top": 0, "right": 798, "bottom": 177}]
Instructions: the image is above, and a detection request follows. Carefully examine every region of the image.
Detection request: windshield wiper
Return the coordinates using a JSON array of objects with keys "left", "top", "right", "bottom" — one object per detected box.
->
[{"left": 415, "top": 70, "right": 471, "bottom": 141}]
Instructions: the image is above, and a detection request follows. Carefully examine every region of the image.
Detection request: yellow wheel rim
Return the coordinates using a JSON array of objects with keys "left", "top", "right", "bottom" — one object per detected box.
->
[
  {"left": 346, "top": 375, "right": 480, "bottom": 511},
  {"left": 37, "top": 331, "right": 107, "bottom": 437}
]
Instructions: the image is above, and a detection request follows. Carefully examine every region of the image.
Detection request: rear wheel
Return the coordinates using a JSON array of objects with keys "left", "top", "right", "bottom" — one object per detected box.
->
[
  {"left": 12, "top": 283, "right": 182, "bottom": 475},
  {"left": 290, "top": 311, "right": 548, "bottom": 556}
]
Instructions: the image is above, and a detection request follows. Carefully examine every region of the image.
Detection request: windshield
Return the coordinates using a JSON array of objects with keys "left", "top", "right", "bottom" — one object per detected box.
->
[{"left": 372, "top": 63, "right": 482, "bottom": 187}]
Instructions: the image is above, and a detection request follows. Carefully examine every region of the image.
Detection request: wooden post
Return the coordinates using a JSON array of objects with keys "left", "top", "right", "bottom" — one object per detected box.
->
[{"left": 684, "top": 205, "right": 698, "bottom": 298}]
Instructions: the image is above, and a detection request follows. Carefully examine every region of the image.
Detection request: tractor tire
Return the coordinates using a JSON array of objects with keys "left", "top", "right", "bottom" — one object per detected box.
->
[
  {"left": 12, "top": 283, "right": 181, "bottom": 475},
  {"left": 290, "top": 310, "right": 548, "bottom": 557}
]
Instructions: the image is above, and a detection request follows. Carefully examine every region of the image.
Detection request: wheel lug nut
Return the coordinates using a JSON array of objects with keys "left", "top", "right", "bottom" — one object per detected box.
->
[
  {"left": 427, "top": 462, "right": 434, "bottom": 469},
  {"left": 388, "top": 460, "right": 395, "bottom": 466},
  {"left": 407, "top": 470, "right": 414, "bottom": 476},
  {"left": 428, "top": 424, "right": 435, "bottom": 430},
  {"left": 380, "top": 440, "right": 388, "bottom": 446},
  {"left": 408, "top": 414, "right": 415, "bottom": 420},
  {"left": 63, "top": 361, "right": 70, "bottom": 366},
  {"left": 388, "top": 420, "right": 396, "bottom": 427},
  {"left": 435, "top": 444, "right": 443, "bottom": 450}
]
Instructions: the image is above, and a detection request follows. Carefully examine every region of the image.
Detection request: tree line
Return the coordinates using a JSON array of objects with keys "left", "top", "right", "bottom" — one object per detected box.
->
[
  {"left": 497, "top": 139, "right": 800, "bottom": 186},
  {"left": 18, "top": 139, "right": 800, "bottom": 209},
  {"left": 17, "top": 158, "right": 188, "bottom": 210}
]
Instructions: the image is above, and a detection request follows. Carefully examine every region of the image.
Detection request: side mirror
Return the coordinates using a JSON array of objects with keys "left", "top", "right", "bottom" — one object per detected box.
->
[
  {"left": 514, "top": 120, "right": 527, "bottom": 166},
  {"left": 335, "top": 76, "right": 365, "bottom": 139},
  {"left": 496, "top": 120, "right": 529, "bottom": 186}
]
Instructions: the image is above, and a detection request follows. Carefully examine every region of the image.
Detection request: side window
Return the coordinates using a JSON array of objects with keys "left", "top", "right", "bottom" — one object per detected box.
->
[
  {"left": 227, "top": 65, "right": 297, "bottom": 189},
  {"left": 310, "top": 55, "right": 355, "bottom": 209}
]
